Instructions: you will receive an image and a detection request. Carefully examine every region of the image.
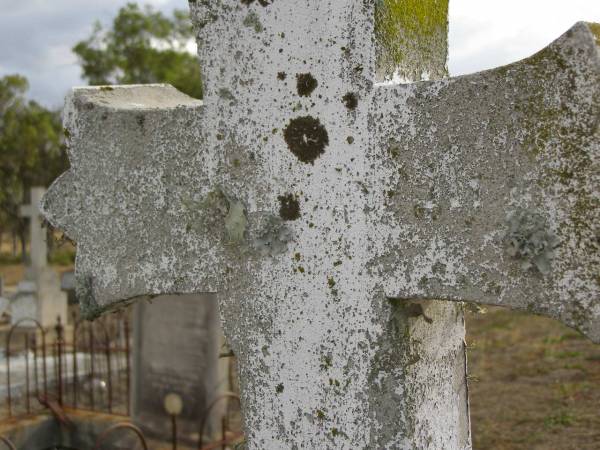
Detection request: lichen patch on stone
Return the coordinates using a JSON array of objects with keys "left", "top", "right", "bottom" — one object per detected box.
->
[
  {"left": 243, "top": 11, "right": 264, "bottom": 33},
  {"left": 283, "top": 116, "right": 329, "bottom": 164},
  {"left": 224, "top": 196, "right": 248, "bottom": 243},
  {"left": 241, "top": 0, "right": 274, "bottom": 6},
  {"left": 278, "top": 194, "right": 301, "bottom": 221},
  {"left": 296, "top": 73, "right": 318, "bottom": 97},
  {"left": 504, "top": 208, "right": 559, "bottom": 275},
  {"left": 342, "top": 92, "right": 358, "bottom": 110}
]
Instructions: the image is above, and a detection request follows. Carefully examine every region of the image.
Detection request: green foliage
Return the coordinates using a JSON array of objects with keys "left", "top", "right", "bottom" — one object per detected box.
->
[
  {"left": 73, "top": 3, "right": 203, "bottom": 99},
  {"left": 0, "top": 74, "right": 67, "bottom": 251},
  {"left": 0, "top": 253, "right": 21, "bottom": 264},
  {"left": 48, "top": 247, "right": 76, "bottom": 266}
]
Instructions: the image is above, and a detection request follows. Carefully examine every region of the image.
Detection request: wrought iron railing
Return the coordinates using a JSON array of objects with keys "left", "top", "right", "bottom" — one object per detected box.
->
[
  {"left": 2, "top": 312, "right": 243, "bottom": 449},
  {"left": 4, "top": 312, "right": 131, "bottom": 419}
]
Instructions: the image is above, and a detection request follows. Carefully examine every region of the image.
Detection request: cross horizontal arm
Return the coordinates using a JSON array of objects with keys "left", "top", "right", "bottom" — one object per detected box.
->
[
  {"left": 372, "top": 22, "right": 600, "bottom": 341},
  {"left": 41, "top": 85, "right": 226, "bottom": 318}
]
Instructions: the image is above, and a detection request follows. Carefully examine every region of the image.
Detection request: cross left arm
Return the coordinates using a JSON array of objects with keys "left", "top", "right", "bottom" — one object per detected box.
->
[{"left": 41, "top": 85, "right": 224, "bottom": 318}]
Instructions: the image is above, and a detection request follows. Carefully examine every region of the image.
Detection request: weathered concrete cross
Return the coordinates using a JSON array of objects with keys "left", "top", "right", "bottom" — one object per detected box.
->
[
  {"left": 42, "top": 1, "right": 599, "bottom": 448},
  {"left": 20, "top": 187, "right": 48, "bottom": 270}
]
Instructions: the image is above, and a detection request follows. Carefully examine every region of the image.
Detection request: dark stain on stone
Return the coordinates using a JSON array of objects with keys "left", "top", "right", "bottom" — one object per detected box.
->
[
  {"left": 218, "top": 88, "right": 236, "bottom": 101},
  {"left": 241, "top": 0, "right": 274, "bottom": 6},
  {"left": 136, "top": 114, "right": 145, "bottom": 128},
  {"left": 278, "top": 194, "right": 301, "bottom": 221},
  {"left": 296, "top": 73, "right": 318, "bottom": 97},
  {"left": 283, "top": 116, "right": 329, "bottom": 164},
  {"left": 277, "top": 72, "right": 287, "bottom": 81},
  {"left": 342, "top": 92, "right": 358, "bottom": 110},
  {"left": 387, "top": 298, "right": 433, "bottom": 324}
]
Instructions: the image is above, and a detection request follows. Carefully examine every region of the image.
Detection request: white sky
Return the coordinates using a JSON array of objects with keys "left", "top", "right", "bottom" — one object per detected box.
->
[
  {"left": 0, "top": 0, "right": 598, "bottom": 108},
  {"left": 449, "top": 0, "right": 600, "bottom": 75}
]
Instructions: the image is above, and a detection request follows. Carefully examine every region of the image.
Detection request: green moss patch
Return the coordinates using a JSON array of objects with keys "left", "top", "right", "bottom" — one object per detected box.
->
[
  {"left": 587, "top": 22, "right": 600, "bottom": 46},
  {"left": 374, "top": 0, "right": 449, "bottom": 79}
]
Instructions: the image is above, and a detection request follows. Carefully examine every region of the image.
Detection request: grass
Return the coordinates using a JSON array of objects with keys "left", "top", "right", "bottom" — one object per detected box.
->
[
  {"left": 0, "top": 253, "right": 21, "bottom": 265},
  {"left": 467, "top": 307, "right": 600, "bottom": 449},
  {"left": 0, "top": 234, "right": 75, "bottom": 287},
  {"left": 48, "top": 248, "right": 76, "bottom": 266}
]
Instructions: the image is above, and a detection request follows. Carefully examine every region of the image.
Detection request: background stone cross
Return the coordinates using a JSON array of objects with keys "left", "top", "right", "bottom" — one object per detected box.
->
[
  {"left": 42, "top": 1, "right": 600, "bottom": 448},
  {"left": 20, "top": 187, "right": 48, "bottom": 270}
]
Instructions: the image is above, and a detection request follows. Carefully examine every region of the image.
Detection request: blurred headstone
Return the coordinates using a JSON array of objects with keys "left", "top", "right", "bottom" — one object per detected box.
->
[{"left": 131, "top": 293, "right": 228, "bottom": 444}]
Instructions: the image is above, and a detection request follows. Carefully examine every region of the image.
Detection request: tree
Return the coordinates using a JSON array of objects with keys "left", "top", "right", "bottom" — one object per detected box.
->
[
  {"left": 0, "top": 75, "right": 67, "bottom": 259},
  {"left": 73, "top": 3, "right": 202, "bottom": 99}
]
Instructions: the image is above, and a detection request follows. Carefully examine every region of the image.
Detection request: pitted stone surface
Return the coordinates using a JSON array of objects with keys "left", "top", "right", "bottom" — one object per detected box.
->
[
  {"left": 42, "top": 85, "right": 221, "bottom": 315},
  {"left": 373, "top": 23, "right": 600, "bottom": 342},
  {"left": 42, "top": 1, "right": 600, "bottom": 448}
]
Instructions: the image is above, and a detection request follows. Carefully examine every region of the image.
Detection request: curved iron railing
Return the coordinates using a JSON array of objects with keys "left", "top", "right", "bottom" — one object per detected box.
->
[
  {"left": 6, "top": 318, "right": 48, "bottom": 417},
  {"left": 0, "top": 436, "right": 16, "bottom": 450},
  {"left": 4, "top": 314, "right": 131, "bottom": 420},
  {"left": 93, "top": 422, "right": 149, "bottom": 450},
  {"left": 198, "top": 392, "right": 242, "bottom": 450}
]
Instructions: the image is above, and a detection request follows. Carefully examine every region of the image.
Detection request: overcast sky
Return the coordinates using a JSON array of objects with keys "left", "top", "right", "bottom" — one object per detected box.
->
[{"left": 0, "top": 0, "right": 598, "bottom": 109}]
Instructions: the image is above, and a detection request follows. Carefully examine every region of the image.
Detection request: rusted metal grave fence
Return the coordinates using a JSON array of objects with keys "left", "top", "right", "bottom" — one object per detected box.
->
[
  {"left": 4, "top": 312, "right": 131, "bottom": 419},
  {"left": 2, "top": 313, "right": 243, "bottom": 449}
]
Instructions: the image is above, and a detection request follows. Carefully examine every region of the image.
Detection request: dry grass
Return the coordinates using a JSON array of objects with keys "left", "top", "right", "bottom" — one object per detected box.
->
[
  {"left": 467, "top": 307, "right": 600, "bottom": 450},
  {"left": 0, "top": 232, "right": 74, "bottom": 290},
  {"left": 0, "top": 264, "right": 25, "bottom": 288}
]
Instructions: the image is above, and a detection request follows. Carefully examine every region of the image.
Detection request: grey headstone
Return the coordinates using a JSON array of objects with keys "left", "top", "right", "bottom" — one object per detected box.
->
[{"left": 131, "top": 294, "right": 227, "bottom": 443}]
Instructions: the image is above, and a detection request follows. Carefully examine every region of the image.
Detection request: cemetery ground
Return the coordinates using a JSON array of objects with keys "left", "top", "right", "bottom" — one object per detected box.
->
[
  {"left": 467, "top": 307, "right": 600, "bottom": 450},
  {"left": 1, "top": 239, "right": 599, "bottom": 449}
]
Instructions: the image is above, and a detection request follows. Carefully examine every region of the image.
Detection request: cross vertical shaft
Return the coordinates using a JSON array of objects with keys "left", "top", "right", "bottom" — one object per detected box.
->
[{"left": 191, "top": 1, "right": 469, "bottom": 448}]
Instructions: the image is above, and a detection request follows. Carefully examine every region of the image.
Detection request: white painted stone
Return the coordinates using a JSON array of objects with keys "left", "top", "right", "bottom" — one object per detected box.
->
[
  {"left": 40, "top": 2, "right": 600, "bottom": 448},
  {"left": 0, "top": 298, "right": 9, "bottom": 319},
  {"left": 11, "top": 270, "right": 68, "bottom": 328},
  {"left": 10, "top": 281, "right": 37, "bottom": 325},
  {"left": 34, "top": 267, "right": 68, "bottom": 328}
]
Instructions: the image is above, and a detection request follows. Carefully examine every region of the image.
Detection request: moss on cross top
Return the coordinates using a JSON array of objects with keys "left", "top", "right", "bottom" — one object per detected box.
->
[
  {"left": 587, "top": 22, "right": 600, "bottom": 46},
  {"left": 374, "top": 0, "right": 449, "bottom": 80}
]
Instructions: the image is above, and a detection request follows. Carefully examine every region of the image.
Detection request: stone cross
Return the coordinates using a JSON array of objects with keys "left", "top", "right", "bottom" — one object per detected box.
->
[
  {"left": 20, "top": 187, "right": 48, "bottom": 270},
  {"left": 16, "top": 186, "right": 68, "bottom": 327},
  {"left": 42, "top": 1, "right": 600, "bottom": 448}
]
